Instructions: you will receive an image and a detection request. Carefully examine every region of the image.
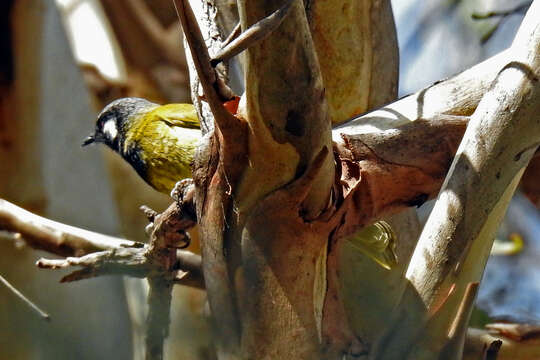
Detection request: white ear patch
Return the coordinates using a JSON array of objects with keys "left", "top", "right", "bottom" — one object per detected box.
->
[{"left": 103, "top": 119, "right": 118, "bottom": 140}]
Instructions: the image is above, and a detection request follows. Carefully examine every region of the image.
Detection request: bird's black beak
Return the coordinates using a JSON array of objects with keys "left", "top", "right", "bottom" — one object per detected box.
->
[{"left": 82, "top": 134, "right": 96, "bottom": 147}]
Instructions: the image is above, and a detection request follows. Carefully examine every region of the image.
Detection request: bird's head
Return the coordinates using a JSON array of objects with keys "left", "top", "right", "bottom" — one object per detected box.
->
[{"left": 82, "top": 97, "right": 155, "bottom": 152}]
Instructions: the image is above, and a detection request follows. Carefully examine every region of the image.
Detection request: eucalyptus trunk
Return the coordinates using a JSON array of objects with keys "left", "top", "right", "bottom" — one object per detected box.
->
[{"left": 183, "top": 0, "right": 540, "bottom": 359}]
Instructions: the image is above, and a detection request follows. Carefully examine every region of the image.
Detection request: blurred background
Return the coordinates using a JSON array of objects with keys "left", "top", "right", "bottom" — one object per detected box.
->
[{"left": 0, "top": 0, "right": 538, "bottom": 359}]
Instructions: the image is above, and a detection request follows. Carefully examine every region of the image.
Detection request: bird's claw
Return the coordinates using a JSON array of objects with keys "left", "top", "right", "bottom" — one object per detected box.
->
[{"left": 171, "top": 179, "right": 194, "bottom": 202}]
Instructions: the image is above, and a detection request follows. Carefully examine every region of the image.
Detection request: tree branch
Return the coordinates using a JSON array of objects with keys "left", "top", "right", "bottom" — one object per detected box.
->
[
  {"left": 36, "top": 247, "right": 150, "bottom": 281},
  {"left": 176, "top": 1, "right": 248, "bottom": 356},
  {"left": 210, "top": 0, "right": 294, "bottom": 66},
  {"left": 408, "top": 0, "right": 540, "bottom": 317},
  {"left": 0, "top": 198, "right": 202, "bottom": 287},
  {"left": 333, "top": 48, "right": 512, "bottom": 136},
  {"left": 0, "top": 274, "right": 50, "bottom": 320},
  {"left": 372, "top": 1, "right": 540, "bottom": 358},
  {"left": 0, "top": 198, "right": 139, "bottom": 256}
]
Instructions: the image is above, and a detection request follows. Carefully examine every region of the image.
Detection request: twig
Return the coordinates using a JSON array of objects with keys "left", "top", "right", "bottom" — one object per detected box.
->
[
  {"left": 485, "top": 323, "right": 540, "bottom": 341},
  {"left": 0, "top": 274, "right": 50, "bottom": 321},
  {"left": 142, "top": 198, "right": 188, "bottom": 360},
  {"left": 220, "top": 23, "right": 242, "bottom": 49},
  {"left": 36, "top": 247, "right": 150, "bottom": 282},
  {"left": 173, "top": 0, "right": 237, "bottom": 112},
  {"left": 30, "top": 192, "right": 202, "bottom": 360},
  {"left": 1, "top": 196, "right": 204, "bottom": 286},
  {"left": 35, "top": 245, "right": 202, "bottom": 286},
  {"left": 32, "top": 199, "right": 202, "bottom": 285},
  {"left": 210, "top": 0, "right": 294, "bottom": 66}
]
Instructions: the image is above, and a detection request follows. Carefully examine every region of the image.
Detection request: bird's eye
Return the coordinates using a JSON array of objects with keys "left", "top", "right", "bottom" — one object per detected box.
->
[{"left": 102, "top": 119, "right": 118, "bottom": 140}]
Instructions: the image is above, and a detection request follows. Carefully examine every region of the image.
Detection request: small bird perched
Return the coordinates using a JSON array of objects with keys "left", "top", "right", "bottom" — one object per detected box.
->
[
  {"left": 82, "top": 97, "right": 200, "bottom": 195},
  {"left": 83, "top": 97, "right": 397, "bottom": 266}
]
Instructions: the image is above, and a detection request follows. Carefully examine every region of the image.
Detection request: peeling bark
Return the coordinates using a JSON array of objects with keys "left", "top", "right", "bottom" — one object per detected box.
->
[{"left": 334, "top": 116, "right": 467, "bottom": 241}]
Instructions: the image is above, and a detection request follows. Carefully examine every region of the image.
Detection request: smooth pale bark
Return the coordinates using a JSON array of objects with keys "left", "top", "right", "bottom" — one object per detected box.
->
[
  {"left": 372, "top": 2, "right": 540, "bottom": 359},
  {"left": 410, "top": 0, "right": 540, "bottom": 325},
  {"left": 333, "top": 48, "right": 512, "bottom": 138},
  {"left": 308, "top": 0, "right": 398, "bottom": 124},
  {"left": 0, "top": 199, "right": 136, "bottom": 255}
]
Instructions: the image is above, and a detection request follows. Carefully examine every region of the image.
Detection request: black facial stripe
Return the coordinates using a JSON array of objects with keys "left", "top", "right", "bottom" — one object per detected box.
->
[{"left": 123, "top": 143, "right": 147, "bottom": 180}]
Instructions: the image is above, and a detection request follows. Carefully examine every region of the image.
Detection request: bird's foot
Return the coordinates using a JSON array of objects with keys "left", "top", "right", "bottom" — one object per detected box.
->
[
  {"left": 171, "top": 179, "right": 196, "bottom": 221},
  {"left": 170, "top": 178, "right": 194, "bottom": 203}
]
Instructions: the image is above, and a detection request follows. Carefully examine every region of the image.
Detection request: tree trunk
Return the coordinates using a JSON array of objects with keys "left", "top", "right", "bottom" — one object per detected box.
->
[{"left": 186, "top": 1, "right": 540, "bottom": 359}]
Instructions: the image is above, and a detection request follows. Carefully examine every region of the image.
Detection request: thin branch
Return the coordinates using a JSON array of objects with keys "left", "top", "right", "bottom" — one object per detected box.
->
[
  {"left": 485, "top": 323, "right": 540, "bottom": 341},
  {"left": 173, "top": 0, "right": 237, "bottom": 118},
  {"left": 36, "top": 247, "right": 150, "bottom": 282},
  {"left": 142, "top": 195, "right": 194, "bottom": 360},
  {"left": 0, "top": 198, "right": 203, "bottom": 287},
  {"left": 0, "top": 274, "right": 50, "bottom": 321},
  {"left": 35, "top": 245, "right": 203, "bottom": 285},
  {"left": 210, "top": 0, "right": 294, "bottom": 66},
  {"left": 181, "top": 0, "right": 236, "bottom": 134},
  {"left": 0, "top": 198, "right": 139, "bottom": 256},
  {"left": 220, "top": 23, "right": 242, "bottom": 50}
]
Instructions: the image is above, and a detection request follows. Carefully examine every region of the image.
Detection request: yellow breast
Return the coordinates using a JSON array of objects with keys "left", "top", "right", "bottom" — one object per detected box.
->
[{"left": 124, "top": 104, "right": 201, "bottom": 194}]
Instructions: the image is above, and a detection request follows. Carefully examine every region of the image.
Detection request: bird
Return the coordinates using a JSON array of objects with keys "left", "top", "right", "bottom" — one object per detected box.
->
[
  {"left": 82, "top": 97, "right": 201, "bottom": 195},
  {"left": 83, "top": 97, "right": 397, "bottom": 267}
]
